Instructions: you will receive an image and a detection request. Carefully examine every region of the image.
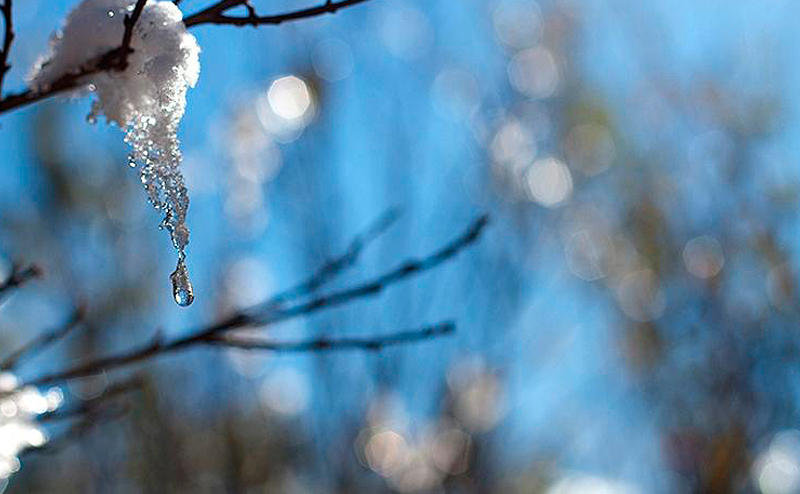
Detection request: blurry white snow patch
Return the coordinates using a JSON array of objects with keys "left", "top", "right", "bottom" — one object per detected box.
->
[
  {"left": 545, "top": 473, "right": 642, "bottom": 494},
  {"left": 29, "top": 0, "right": 201, "bottom": 303},
  {"left": 753, "top": 430, "right": 800, "bottom": 494},
  {"left": 0, "top": 372, "right": 62, "bottom": 479}
]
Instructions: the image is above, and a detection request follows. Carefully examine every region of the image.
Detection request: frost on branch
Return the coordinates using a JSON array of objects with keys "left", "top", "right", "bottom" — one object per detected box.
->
[
  {"left": 28, "top": 0, "right": 201, "bottom": 306},
  {"left": 0, "top": 373, "right": 62, "bottom": 478}
]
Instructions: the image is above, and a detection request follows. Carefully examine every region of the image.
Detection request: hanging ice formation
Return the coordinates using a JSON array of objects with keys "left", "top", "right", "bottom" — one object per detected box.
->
[{"left": 29, "top": 0, "right": 201, "bottom": 306}]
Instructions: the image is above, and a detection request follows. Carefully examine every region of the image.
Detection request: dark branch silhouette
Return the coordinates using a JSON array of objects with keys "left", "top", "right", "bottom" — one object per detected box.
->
[
  {"left": 119, "top": 0, "right": 149, "bottom": 68},
  {"left": 251, "top": 215, "right": 489, "bottom": 326},
  {"left": 23, "top": 404, "right": 131, "bottom": 457},
  {"left": 265, "top": 207, "right": 400, "bottom": 307},
  {"left": 0, "top": 0, "right": 377, "bottom": 115},
  {"left": 183, "top": 0, "right": 377, "bottom": 28},
  {"left": 0, "top": 0, "right": 13, "bottom": 94},
  {"left": 208, "top": 320, "right": 454, "bottom": 352},
  {"left": 39, "top": 375, "right": 143, "bottom": 423},
  {"left": 0, "top": 0, "right": 148, "bottom": 114},
  {"left": 0, "top": 264, "right": 41, "bottom": 303},
  {"left": 0, "top": 308, "right": 84, "bottom": 371},
  {"left": 25, "top": 215, "right": 488, "bottom": 387}
]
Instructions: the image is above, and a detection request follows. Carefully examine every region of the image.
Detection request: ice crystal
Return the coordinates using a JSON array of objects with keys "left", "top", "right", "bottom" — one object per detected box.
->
[
  {"left": 29, "top": 0, "right": 201, "bottom": 306},
  {"left": 0, "top": 373, "right": 63, "bottom": 478}
]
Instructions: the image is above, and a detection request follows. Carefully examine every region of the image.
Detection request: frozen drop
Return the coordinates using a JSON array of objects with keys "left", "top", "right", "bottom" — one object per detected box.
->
[{"left": 170, "top": 258, "right": 194, "bottom": 307}]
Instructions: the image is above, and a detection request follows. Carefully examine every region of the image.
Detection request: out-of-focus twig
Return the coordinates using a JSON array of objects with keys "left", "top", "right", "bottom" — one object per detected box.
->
[
  {"left": 208, "top": 320, "right": 454, "bottom": 352},
  {"left": 0, "top": 0, "right": 13, "bottom": 95},
  {"left": 39, "top": 375, "right": 143, "bottom": 423},
  {"left": 0, "top": 307, "right": 85, "bottom": 371},
  {"left": 0, "top": 264, "right": 41, "bottom": 303},
  {"left": 183, "top": 0, "right": 377, "bottom": 27},
  {"left": 265, "top": 208, "right": 400, "bottom": 307},
  {"left": 25, "top": 216, "right": 488, "bottom": 386},
  {"left": 256, "top": 215, "right": 489, "bottom": 326},
  {"left": 23, "top": 404, "right": 131, "bottom": 457}
]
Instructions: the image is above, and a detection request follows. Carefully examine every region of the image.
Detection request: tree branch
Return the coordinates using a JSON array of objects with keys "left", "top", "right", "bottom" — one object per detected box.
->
[
  {"left": 265, "top": 207, "right": 400, "bottom": 307},
  {"left": 25, "top": 215, "right": 488, "bottom": 386},
  {"left": 0, "top": 0, "right": 147, "bottom": 115},
  {"left": 0, "top": 264, "right": 41, "bottom": 303},
  {"left": 207, "top": 321, "right": 454, "bottom": 352},
  {"left": 183, "top": 0, "right": 376, "bottom": 28},
  {"left": 0, "top": 0, "right": 374, "bottom": 116},
  {"left": 23, "top": 404, "right": 131, "bottom": 457},
  {"left": 39, "top": 375, "right": 142, "bottom": 423},
  {"left": 119, "top": 0, "right": 148, "bottom": 69},
  {"left": 253, "top": 215, "right": 489, "bottom": 326},
  {"left": 0, "top": 0, "right": 13, "bottom": 95},
  {"left": 0, "top": 308, "right": 84, "bottom": 371}
]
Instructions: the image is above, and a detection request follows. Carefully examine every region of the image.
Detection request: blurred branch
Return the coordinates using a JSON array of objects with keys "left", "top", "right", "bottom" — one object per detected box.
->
[
  {"left": 26, "top": 215, "right": 488, "bottom": 386},
  {"left": 0, "top": 0, "right": 13, "bottom": 94},
  {"left": 207, "top": 320, "right": 454, "bottom": 352},
  {"left": 265, "top": 207, "right": 400, "bottom": 307},
  {"left": 24, "top": 404, "right": 131, "bottom": 457},
  {"left": 0, "top": 263, "right": 40, "bottom": 303},
  {"left": 258, "top": 215, "right": 489, "bottom": 325},
  {"left": 0, "top": 307, "right": 84, "bottom": 371},
  {"left": 183, "top": 0, "right": 377, "bottom": 28},
  {"left": 39, "top": 375, "right": 143, "bottom": 423}
]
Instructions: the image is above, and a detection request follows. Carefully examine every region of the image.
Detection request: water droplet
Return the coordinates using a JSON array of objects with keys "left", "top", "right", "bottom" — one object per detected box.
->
[{"left": 170, "top": 258, "right": 194, "bottom": 307}]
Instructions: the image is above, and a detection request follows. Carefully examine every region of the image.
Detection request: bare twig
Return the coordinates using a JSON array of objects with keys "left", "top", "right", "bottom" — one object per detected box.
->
[
  {"left": 119, "top": 0, "right": 148, "bottom": 67},
  {"left": 25, "top": 216, "right": 488, "bottom": 386},
  {"left": 0, "top": 264, "right": 41, "bottom": 302},
  {"left": 23, "top": 404, "right": 130, "bottom": 457},
  {"left": 265, "top": 208, "right": 400, "bottom": 307},
  {"left": 40, "top": 375, "right": 143, "bottom": 423},
  {"left": 0, "top": 0, "right": 374, "bottom": 115},
  {"left": 0, "top": 0, "right": 147, "bottom": 115},
  {"left": 255, "top": 215, "right": 489, "bottom": 326},
  {"left": 0, "top": 0, "right": 13, "bottom": 94},
  {"left": 0, "top": 308, "right": 84, "bottom": 371},
  {"left": 184, "top": 0, "right": 377, "bottom": 28},
  {"left": 208, "top": 320, "right": 454, "bottom": 352}
]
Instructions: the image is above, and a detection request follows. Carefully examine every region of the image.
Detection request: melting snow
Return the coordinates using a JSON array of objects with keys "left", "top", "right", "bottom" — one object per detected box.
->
[{"left": 29, "top": 0, "right": 201, "bottom": 305}]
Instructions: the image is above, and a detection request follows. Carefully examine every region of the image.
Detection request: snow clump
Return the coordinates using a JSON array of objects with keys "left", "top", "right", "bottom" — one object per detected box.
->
[{"left": 29, "top": 0, "right": 200, "bottom": 305}]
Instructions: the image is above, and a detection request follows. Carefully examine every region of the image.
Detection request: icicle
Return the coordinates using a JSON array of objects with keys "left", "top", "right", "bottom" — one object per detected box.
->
[
  {"left": 28, "top": 0, "right": 201, "bottom": 307},
  {"left": 170, "top": 256, "right": 194, "bottom": 307}
]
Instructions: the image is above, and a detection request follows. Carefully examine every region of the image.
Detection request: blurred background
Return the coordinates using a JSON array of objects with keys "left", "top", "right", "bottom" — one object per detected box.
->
[{"left": 1, "top": 0, "right": 799, "bottom": 492}]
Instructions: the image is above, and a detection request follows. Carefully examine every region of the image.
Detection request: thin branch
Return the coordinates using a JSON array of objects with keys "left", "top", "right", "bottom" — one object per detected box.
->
[
  {"left": 265, "top": 207, "right": 400, "bottom": 307},
  {"left": 23, "top": 404, "right": 130, "bottom": 457},
  {"left": 25, "top": 215, "right": 488, "bottom": 386},
  {"left": 39, "top": 375, "right": 142, "bottom": 423},
  {"left": 0, "top": 0, "right": 13, "bottom": 94},
  {"left": 0, "top": 308, "right": 84, "bottom": 371},
  {"left": 0, "top": 264, "right": 41, "bottom": 303},
  {"left": 184, "top": 0, "right": 377, "bottom": 28},
  {"left": 0, "top": 0, "right": 373, "bottom": 115},
  {"left": 254, "top": 215, "right": 489, "bottom": 326},
  {"left": 0, "top": 0, "right": 147, "bottom": 115},
  {"left": 208, "top": 320, "right": 454, "bottom": 352},
  {"left": 120, "top": 0, "right": 148, "bottom": 68}
]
